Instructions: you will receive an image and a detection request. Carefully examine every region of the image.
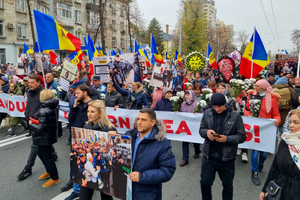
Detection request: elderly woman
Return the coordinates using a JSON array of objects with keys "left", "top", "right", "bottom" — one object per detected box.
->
[
  {"left": 259, "top": 110, "right": 300, "bottom": 200},
  {"left": 244, "top": 79, "right": 281, "bottom": 186}
]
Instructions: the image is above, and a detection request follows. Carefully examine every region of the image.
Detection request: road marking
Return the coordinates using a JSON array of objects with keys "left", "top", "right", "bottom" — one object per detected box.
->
[
  {"left": 0, "top": 134, "right": 27, "bottom": 144},
  {"left": 51, "top": 190, "right": 72, "bottom": 200},
  {"left": 0, "top": 136, "right": 30, "bottom": 148}
]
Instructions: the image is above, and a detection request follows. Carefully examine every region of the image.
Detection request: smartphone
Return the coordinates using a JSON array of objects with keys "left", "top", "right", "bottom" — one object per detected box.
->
[{"left": 211, "top": 133, "right": 221, "bottom": 138}]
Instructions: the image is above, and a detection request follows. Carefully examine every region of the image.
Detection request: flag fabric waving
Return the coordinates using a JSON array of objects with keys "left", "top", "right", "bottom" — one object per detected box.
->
[
  {"left": 111, "top": 50, "right": 117, "bottom": 56},
  {"left": 43, "top": 50, "right": 58, "bottom": 65},
  {"left": 207, "top": 43, "right": 218, "bottom": 70},
  {"left": 33, "top": 10, "right": 81, "bottom": 52},
  {"left": 23, "top": 43, "right": 33, "bottom": 54},
  {"left": 239, "top": 28, "right": 270, "bottom": 78},
  {"left": 175, "top": 50, "right": 182, "bottom": 63},
  {"left": 68, "top": 51, "right": 81, "bottom": 69},
  {"left": 87, "top": 34, "right": 100, "bottom": 57},
  {"left": 151, "top": 34, "right": 164, "bottom": 64},
  {"left": 166, "top": 52, "right": 170, "bottom": 60},
  {"left": 97, "top": 42, "right": 104, "bottom": 56},
  {"left": 34, "top": 41, "right": 39, "bottom": 53},
  {"left": 134, "top": 40, "right": 150, "bottom": 67}
]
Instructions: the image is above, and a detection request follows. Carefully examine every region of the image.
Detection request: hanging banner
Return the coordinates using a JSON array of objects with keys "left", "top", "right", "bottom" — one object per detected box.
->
[{"left": 0, "top": 94, "right": 277, "bottom": 153}]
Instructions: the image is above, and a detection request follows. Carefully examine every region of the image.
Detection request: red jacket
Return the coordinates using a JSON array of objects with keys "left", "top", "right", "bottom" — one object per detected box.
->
[{"left": 244, "top": 90, "right": 281, "bottom": 124}]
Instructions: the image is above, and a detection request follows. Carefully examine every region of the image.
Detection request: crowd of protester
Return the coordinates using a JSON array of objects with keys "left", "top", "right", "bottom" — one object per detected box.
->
[{"left": 0, "top": 54, "right": 300, "bottom": 200}]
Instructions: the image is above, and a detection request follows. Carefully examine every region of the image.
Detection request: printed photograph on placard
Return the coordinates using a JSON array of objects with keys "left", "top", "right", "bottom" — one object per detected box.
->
[
  {"left": 71, "top": 127, "right": 132, "bottom": 200},
  {"left": 59, "top": 61, "right": 77, "bottom": 91},
  {"left": 93, "top": 57, "right": 110, "bottom": 83},
  {"left": 150, "top": 61, "right": 173, "bottom": 89}
]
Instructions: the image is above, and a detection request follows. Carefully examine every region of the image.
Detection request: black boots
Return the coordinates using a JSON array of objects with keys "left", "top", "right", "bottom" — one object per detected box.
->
[
  {"left": 251, "top": 171, "right": 260, "bottom": 186},
  {"left": 258, "top": 163, "right": 264, "bottom": 172},
  {"left": 17, "top": 166, "right": 32, "bottom": 181}
]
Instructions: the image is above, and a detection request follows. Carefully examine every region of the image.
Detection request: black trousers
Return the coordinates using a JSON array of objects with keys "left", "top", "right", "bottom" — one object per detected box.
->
[
  {"left": 200, "top": 156, "right": 235, "bottom": 200},
  {"left": 37, "top": 145, "right": 59, "bottom": 180},
  {"left": 79, "top": 186, "right": 113, "bottom": 200}
]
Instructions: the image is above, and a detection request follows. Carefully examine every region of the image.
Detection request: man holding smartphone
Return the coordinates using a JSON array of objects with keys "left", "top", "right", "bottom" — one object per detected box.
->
[{"left": 199, "top": 93, "right": 246, "bottom": 200}]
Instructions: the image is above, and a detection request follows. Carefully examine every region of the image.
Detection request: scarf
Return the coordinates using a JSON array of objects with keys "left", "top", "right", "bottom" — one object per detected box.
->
[
  {"left": 254, "top": 79, "right": 273, "bottom": 113},
  {"left": 281, "top": 132, "right": 300, "bottom": 170}
]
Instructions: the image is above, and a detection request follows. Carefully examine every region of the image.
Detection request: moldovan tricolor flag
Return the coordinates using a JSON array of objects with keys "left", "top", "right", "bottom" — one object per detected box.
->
[
  {"left": 207, "top": 42, "right": 217, "bottom": 70},
  {"left": 33, "top": 10, "right": 81, "bottom": 52},
  {"left": 239, "top": 28, "right": 270, "bottom": 78},
  {"left": 175, "top": 50, "right": 182, "bottom": 63},
  {"left": 23, "top": 43, "right": 33, "bottom": 54},
  {"left": 43, "top": 50, "right": 58, "bottom": 65},
  {"left": 151, "top": 34, "right": 164, "bottom": 64}
]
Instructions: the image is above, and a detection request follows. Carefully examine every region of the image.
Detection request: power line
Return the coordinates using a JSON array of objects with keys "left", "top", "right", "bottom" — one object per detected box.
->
[
  {"left": 259, "top": 0, "right": 278, "bottom": 49},
  {"left": 269, "top": 0, "right": 280, "bottom": 48}
]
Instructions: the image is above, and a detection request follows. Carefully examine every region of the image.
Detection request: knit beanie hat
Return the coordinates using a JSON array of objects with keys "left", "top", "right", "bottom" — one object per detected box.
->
[
  {"left": 211, "top": 93, "right": 226, "bottom": 106},
  {"left": 162, "top": 87, "right": 172, "bottom": 96}
]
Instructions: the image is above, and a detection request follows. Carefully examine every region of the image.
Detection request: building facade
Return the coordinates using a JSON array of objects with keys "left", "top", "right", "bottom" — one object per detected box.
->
[
  {"left": 0, "top": 0, "right": 130, "bottom": 65},
  {"left": 202, "top": 0, "right": 216, "bottom": 28}
]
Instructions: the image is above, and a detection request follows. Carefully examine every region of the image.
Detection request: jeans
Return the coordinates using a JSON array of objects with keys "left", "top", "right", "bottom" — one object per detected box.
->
[
  {"left": 251, "top": 150, "right": 267, "bottom": 172},
  {"left": 200, "top": 157, "right": 235, "bottom": 200},
  {"left": 37, "top": 145, "right": 59, "bottom": 180},
  {"left": 182, "top": 142, "right": 201, "bottom": 160},
  {"left": 26, "top": 143, "right": 56, "bottom": 168}
]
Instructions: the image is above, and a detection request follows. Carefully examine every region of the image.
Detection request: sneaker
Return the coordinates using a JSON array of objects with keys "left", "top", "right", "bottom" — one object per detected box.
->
[
  {"left": 65, "top": 191, "right": 79, "bottom": 200},
  {"left": 251, "top": 171, "right": 260, "bottom": 186},
  {"left": 17, "top": 166, "right": 32, "bottom": 181},
  {"left": 5, "top": 134, "right": 16, "bottom": 138},
  {"left": 237, "top": 148, "right": 241, "bottom": 156},
  {"left": 42, "top": 178, "right": 60, "bottom": 188},
  {"left": 241, "top": 153, "right": 248, "bottom": 163},
  {"left": 179, "top": 160, "right": 189, "bottom": 167},
  {"left": 39, "top": 172, "right": 50, "bottom": 180},
  {"left": 258, "top": 163, "right": 264, "bottom": 172}
]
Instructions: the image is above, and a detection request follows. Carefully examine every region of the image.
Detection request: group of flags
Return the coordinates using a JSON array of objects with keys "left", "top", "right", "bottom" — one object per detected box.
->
[{"left": 27, "top": 10, "right": 270, "bottom": 79}]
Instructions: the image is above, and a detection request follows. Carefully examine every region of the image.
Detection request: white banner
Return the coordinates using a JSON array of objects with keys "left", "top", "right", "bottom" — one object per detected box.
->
[{"left": 0, "top": 94, "right": 277, "bottom": 153}]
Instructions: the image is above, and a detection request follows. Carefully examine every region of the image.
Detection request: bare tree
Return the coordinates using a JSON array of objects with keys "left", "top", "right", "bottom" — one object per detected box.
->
[
  {"left": 291, "top": 29, "right": 300, "bottom": 51},
  {"left": 236, "top": 30, "right": 250, "bottom": 54}
]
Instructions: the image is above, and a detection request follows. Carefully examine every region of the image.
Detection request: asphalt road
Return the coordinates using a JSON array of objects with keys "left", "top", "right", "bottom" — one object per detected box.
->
[{"left": 0, "top": 125, "right": 274, "bottom": 200}]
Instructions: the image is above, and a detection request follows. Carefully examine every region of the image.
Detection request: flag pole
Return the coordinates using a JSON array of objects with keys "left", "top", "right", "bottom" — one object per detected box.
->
[
  {"left": 297, "top": 50, "right": 300, "bottom": 78},
  {"left": 251, "top": 27, "right": 256, "bottom": 79}
]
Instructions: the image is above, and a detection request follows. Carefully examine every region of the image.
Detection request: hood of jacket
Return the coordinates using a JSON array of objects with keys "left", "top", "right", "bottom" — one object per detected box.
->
[
  {"left": 40, "top": 98, "right": 59, "bottom": 109},
  {"left": 132, "top": 118, "right": 166, "bottom": 142},
  {"left": 132, "top": 84, "right": 144, "bottom": 94},
  {"left": 184, "top": 90, "right": 196, "bottom": 105}
]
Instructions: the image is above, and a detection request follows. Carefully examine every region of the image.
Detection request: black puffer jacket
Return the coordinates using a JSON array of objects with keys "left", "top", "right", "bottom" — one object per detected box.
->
[
  {"left": 25, "top": 85, "right": 44, "bottom": 121},
  {"left": 83, "top": 121, "right": 117, "bottom": 132},
  {"left": 199, "top": 106, "right": 246, "bottom": 161},
  {"left": 105, "top": 91, "right": 124, "bottom": 108},
  {"left": 30, "top": 98, "right": 59, "bottom": 146}
]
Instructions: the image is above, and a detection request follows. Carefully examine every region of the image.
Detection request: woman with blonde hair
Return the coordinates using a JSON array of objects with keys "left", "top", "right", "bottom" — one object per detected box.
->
[
  {"left": 30, "top": 89, "right": 60, "bottom": 188},
  {"left": 259, "top": 110, "right": 300, "bottom": 200},
  {"left": 79, "top": 100, "right": 117, "bottom": 200}
]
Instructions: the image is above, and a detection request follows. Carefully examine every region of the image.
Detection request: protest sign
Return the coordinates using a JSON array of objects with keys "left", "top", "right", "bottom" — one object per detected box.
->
[
  {"left": 71, "top": 127, "right": 132, "bottom": 200},
  {"left": 150, "top": 62, "right": 173, "bottom": 89},
  {"left": 93, "top": 57, "right": 110, "bottom": 83},
  {"left": 60, "top": 61, "right": 77, "bottom": 91}
]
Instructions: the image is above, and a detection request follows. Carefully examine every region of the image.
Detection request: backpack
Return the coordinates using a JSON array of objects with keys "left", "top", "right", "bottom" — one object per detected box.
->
[
  {"left": 125, "top": 93, "right": 142, "bottom": 109},
  {"left": 273, "top": 87, "right": 291, "bottom": 110}
]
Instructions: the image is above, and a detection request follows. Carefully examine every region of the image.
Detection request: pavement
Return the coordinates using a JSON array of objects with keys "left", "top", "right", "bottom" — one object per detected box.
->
[{"left": 0, "top": 123, "right": 274, "bottom": 200}]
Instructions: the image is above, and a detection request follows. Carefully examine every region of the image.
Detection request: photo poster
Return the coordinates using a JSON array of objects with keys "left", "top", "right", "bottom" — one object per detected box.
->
[
  {"left": 150, "top": 62, "right": 173, "bottom": 89},
  {"left": 71, "top": 127, "right": 132, "bottom": 200},
  {"left": 59, "top": 61, "right": 77, "bottom": 91},
  {"left": 93, "top": 57, "right": 110, "bottom": 83},
  {"left": 138, "top": 56, "right": 147, "bottom": 74}
]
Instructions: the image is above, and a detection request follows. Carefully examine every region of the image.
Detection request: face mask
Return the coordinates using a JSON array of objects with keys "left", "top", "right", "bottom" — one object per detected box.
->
[{"left": 258, "top": 91, "right": 266, "bottom": 96}]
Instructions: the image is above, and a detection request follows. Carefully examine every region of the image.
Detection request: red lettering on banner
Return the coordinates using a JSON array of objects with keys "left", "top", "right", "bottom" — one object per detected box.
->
[
  {"left": 244, "top": 123, "right": 253, "bottom": 142},
  {"left": 163, "top": 120, "right": 174, "bottom": 134},
  {"left": 16, "top": 101, "right": 26, "bottom": 112},
  {"left": 175, "top": 121, "right": 191, "bottom": 135},
  {"left": 254, "top": 125, "right": 260, "bottom": 143},
  {"left": 64, "top": 112, "right": 69, "bottom": 119},
  {"left": 9, "top": 101, "right": 15, "bottom": 111},
  {"left": 0, "top": 99, "right": 4, "bottom": 108},
  {"left": 119, "top": 117, "right": 130, "bottom": 129},
  {"left": 108, "top": 115, "right": 118, "bottom": 128},
  {"left": 4, "top": 99, "right": 8, "bottom": 108}
]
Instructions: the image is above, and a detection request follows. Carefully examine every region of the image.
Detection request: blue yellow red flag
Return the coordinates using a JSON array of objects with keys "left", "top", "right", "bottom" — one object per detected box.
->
[
  {"left": 151, "top": 34, "right": 164, "bottom": 64},
  {"left": 166, "top": 52, "right": 170, "bottom": 59},
  {"left": 207, "top": 43, "right": 217, "bottom": 70},
  {"left": 23, "top": 43, "right": 33, "bottom": 54},
  {"left": 175, "top": 50, "right": 182, "bottom": 63}
]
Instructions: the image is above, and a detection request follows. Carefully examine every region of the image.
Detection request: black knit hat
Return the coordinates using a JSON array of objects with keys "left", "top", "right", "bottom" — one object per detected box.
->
[{"left": 211, "top": 93, "right": 226, "bottom": 106}]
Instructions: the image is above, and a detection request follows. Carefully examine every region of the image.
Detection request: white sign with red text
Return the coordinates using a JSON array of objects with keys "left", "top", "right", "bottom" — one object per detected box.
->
[{"left": 0, "top": 94, "right": 277, "bottom": 153}]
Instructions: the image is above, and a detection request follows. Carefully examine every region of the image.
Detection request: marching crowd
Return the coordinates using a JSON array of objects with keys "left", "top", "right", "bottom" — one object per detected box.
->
[{"left": 0, "top": 55, "right": 300, "bottom": 200}]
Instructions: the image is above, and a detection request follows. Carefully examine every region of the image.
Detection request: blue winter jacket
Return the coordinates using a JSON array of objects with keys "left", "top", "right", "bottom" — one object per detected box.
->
[
  {"left": 154, "top": 97, "right": 173, "bottom": 111},
  {"left": 126, "top": 119, "right": 176, "bottom": 200}
]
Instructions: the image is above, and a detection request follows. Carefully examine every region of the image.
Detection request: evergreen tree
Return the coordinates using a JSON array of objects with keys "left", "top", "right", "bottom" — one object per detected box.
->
[{"left": 144, "top": 18, "right": 165, "bottom": 54}]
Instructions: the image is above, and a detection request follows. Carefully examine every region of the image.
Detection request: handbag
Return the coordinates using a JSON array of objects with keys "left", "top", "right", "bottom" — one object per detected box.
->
[{"left": 264, "top": 180, "right": 282, "bottom": 200}]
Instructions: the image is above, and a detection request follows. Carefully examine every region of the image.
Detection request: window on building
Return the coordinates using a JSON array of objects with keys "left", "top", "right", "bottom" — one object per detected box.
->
[
  {"left": 0, "top": 0, "right": 4, "bottom": 9},
  {"left": 0, "top": 49, "right": 5, "bottom": 64},
  {"left": 0, "top": 20, "right": 4, "bottom": 37},
  {"left": 121, "top": 38, "right": 125, "bottom": 49},
  {"left": 87, "top": 11, "right": 99, "bottom": 24},
  {"left": 75, "top": 10, "right": 81, "bottom": 23},
  {"left": 37, "top": 4, "right": 48, "bottom": 14},
  {"left": 87, "top": 0, "right": 95, "bottom": 3},
  {"left": 75, "top": 31, "right": 81, "bottom": 39},
  {"left": 16, "top": 0, "right": 26, "bottom": 12},
  {"left": 17, "top": 23, "right": 27, "bottom": 38},
  {"left": 64, "top": 27, "right": 73, "bottom": 34},
  {"left": 112, "top": 37, "right": 116, "bottom": 48},
  {"left": 120, "top": 22, "right": 124, "bottom": 31},
  {"left": 111, "top": 20, "right": 116, "bottom": 30},
  {"left": 74, "top": 0, "right": 81, "bottom": 3},
  {"left": 57, "top": 2, "right": 72, "bottom": 18}
]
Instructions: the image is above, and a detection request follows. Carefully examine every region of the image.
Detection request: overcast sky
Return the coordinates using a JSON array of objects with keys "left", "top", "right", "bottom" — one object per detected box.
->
[{"left": 137, "top": 0, "right": 300, "bottom": 54}]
